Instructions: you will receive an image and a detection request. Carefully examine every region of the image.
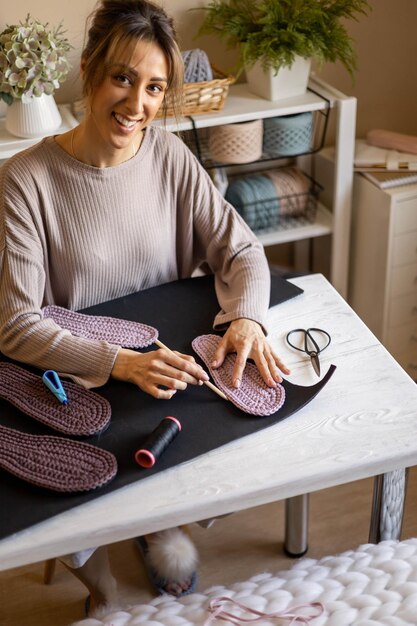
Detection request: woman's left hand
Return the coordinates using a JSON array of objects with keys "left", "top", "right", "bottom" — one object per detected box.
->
[{"left": 211, "top": 318, "right": 290, "bottom": 389}]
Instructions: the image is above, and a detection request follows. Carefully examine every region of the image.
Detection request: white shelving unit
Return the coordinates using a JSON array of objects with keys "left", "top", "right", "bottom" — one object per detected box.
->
[
  {"left": 0, "top": 77, "right": 356, "bottom": 297},
  {"left": 156, "top": 76, "right": 357, "bottom": 298}
]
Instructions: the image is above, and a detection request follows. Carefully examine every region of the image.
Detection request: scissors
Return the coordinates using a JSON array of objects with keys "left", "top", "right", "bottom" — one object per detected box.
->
[{"left": 286, "top": 327, "right": 331, "bottom": 376}]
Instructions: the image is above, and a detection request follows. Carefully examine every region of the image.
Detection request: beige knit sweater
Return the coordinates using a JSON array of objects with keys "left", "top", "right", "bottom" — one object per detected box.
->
[{"left": 0, "top": 125, "right": 270, "bottom": 388}]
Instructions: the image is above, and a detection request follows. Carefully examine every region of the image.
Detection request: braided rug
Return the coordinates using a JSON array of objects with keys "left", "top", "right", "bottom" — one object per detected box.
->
[
  {"left": 192, "top": 334, "right": 285, "bottom": 416},
  {"left": 42, "top": 305, "right": 158, "bottom": 349},
  {"left": 0, "top": 424, "right": 117, "bottom": 492},
  {"left": 70, "top": 539, "right": 417, "bottom": 626},
  {"left": 0, "top": 362, "right": 111, "bottom": 436}
]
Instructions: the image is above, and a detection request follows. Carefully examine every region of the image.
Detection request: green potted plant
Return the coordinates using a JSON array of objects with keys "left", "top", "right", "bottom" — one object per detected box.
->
[
  {"left": 197, "top": 0, "right": 371, "bottom": 101},
  {"left": 0, "top": 14, "right": 71, "bottom": 137}
]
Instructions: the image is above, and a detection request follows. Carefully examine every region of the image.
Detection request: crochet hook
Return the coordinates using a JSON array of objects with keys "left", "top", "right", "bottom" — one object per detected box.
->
[
  {"left": 42, "top": 370, "right": 69, "bottom": 404},
  {"left": 154, "top": 339, "right": 228, "bottom": 401}
]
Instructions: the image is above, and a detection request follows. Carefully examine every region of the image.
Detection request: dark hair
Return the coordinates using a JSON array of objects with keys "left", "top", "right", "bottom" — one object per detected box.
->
[{"left": 82, "top": 0, "right": 184, "bottom": 119}]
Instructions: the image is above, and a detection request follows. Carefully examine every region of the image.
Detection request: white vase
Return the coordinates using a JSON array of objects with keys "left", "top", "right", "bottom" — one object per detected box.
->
[
  {"left": 5, "top": 94, "right": 62, "bottom": 139},
  {"left": 245, "top": 56, "right": 311, "bottom": 102}
]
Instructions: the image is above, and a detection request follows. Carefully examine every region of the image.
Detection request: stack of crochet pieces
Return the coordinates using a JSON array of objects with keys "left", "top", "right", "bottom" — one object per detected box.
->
[
  {"left": 0, "top": 424, "right": 117, "bottom": 492},
  {"left": 0, "top": 362, "right": 111, "bottom": 436},
  {"left": 42, "top": 305, "right": 158, "bottom": 348}
]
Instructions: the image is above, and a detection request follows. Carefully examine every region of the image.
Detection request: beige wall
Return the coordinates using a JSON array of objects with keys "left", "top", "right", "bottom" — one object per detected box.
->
[{"left": 2, "top": 0, "right": 417, "bottom": 138}]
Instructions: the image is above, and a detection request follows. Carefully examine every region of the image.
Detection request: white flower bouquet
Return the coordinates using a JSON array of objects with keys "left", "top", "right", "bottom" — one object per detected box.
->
[{"left": 0, "top": 14, "right": 71, "bottom": 105}]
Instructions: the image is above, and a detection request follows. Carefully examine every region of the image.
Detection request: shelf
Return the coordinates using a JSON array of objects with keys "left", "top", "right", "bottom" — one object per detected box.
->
[
  {"left": 155, "top": 80, "right": 332, "bottom": 133},
  {"left": 181, "top": 108, "right": 328, "bottom": 170},
  {"left": 256, "top": 203, "right": 332, "bottom": 246},
  {"left": 0, "top": 105, "right": 77, "bottom": 160}
]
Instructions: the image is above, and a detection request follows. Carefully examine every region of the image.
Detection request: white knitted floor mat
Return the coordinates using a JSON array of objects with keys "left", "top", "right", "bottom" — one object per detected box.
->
[{"left": 70, "top": 539, "right": 417, "bottom": 626}]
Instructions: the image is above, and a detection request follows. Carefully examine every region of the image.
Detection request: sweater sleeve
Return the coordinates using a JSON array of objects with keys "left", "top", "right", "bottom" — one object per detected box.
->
[
  {"left": 0, "top": 161, "right": 119, "bottom": 388},
  {"left": 174, "top": 140, "right": 271, "bottom": 331}
]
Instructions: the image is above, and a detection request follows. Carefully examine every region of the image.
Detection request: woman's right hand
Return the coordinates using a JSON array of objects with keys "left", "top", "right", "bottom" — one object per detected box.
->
[{"left": 111, "top": 347, "right": 209, "bottom": 399}]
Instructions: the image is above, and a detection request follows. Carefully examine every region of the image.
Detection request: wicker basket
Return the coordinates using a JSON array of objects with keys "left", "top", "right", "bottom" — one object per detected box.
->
[{"left": 155, "top": 66, "right": 235, "bottom": 119}]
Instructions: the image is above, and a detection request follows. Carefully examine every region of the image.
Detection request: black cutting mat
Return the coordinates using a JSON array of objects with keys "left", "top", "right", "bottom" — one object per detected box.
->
[{"left": 0, "top": 274, "right": 335, "bottom": 540}]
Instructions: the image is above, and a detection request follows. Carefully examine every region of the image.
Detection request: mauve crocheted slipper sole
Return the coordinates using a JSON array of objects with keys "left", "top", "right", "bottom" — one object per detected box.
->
[
  {"left": 0, "top": 424, "right": 117, "bottom": 492},
  {"left": 0, "top": 362, "right": 111, "bottom": 436},
  {"left": 42, "top": 305, "right": 158, "bottom": 348},
  {"left": 192, "top": 334, "right": 285, "bottom": 416}
]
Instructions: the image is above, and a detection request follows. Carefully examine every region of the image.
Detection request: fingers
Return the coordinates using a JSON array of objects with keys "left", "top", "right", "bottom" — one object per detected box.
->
[
  {"left": 141, "top": 348, "right": 209, "bottom": 399},
  {"left": 211, "top": 336, "right": 229, "bottom": 369},
  {"left": 252, "top": 346, "right": 291, "bottom": 386},
  {"left": 111, "top": 347, "right": 210, "bottom": 400},
  {"left": 157, "top": 348, "right": 209, "bottom": 385},
  {"left": 211, "top": 322, "right": 291, "bottom": 390}
]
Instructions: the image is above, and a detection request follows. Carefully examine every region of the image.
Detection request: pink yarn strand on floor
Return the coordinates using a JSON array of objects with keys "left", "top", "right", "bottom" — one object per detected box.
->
[{"left": 204, "top": 596, "right": 324, "bottom": 626}]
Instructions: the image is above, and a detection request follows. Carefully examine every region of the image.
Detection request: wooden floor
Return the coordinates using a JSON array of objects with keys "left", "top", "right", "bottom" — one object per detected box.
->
[{"left": 0, "top": 467, "right": 416, "bottom": 626}]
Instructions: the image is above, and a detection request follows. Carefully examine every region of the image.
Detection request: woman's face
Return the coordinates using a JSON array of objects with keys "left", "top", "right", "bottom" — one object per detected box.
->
[{"left": 86, "top": 38, "right": 169, "bottom": 157}]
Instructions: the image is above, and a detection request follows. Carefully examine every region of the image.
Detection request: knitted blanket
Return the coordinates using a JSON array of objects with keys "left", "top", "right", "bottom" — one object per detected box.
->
[{"left": 70, "top": 538, "right": 417, "bottom": 626}]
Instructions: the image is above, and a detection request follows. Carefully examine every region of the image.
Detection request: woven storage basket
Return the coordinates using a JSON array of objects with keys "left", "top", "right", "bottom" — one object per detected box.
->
[
  {"left": 225, "top": 166, "right": 319, "bottom": 233},
  {"left": 155, "top": 66, "right": 234, "bottom": 119},
  {"left": 263, "top": 112, "right": 313, "bottom": 157},
  {"left": 209, "top": 119, "right": 263, "bottom": 164}
]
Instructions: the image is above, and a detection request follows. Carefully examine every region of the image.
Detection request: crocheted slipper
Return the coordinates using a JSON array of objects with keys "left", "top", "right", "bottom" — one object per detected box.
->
[
  {"left": 192, "top": 334, "right": 285, "bottom": 416},
  {"left": 135, "top": 536, "right": 197, "bottom": 597},
  {"left": 42, "top": 305, "right": 158, "bottom": 349},
  {"left": 0, "top": 424, "right": 117, "bottom": 492},
  {"left": 0, "top": 362, "right": 111, "bottom": 436}
]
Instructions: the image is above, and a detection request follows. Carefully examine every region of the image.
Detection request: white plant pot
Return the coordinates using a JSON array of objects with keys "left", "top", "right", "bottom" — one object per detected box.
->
[
  {"left": 246, "top": 56, "right": 311, "bottom": 102},
  {"left": 5, "top": 94, "right": 62, "bottom": 139}
]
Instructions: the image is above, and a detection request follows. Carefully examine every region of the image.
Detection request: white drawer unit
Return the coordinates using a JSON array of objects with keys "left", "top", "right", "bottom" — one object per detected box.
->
[{"left": 349, "top": 173, "right": 417, "bottom": 379}]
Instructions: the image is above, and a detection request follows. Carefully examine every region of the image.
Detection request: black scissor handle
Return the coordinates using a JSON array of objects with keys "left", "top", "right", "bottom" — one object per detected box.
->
[
  {"left": 306, "top": 328, "right": 331, "bottom": 353},
  {"left": 286, "top": 327, "right": 331, "bottom": 356}
]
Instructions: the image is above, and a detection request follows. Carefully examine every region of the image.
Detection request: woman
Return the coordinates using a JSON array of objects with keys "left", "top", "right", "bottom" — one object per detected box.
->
[{"left": 0, "top": 0, "right": 289, "bottom": 612}]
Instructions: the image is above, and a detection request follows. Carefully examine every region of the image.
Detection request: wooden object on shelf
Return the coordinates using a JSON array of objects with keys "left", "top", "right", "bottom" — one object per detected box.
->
[{"left": 349, "top": 173, "right": 417, "bottom": 380}]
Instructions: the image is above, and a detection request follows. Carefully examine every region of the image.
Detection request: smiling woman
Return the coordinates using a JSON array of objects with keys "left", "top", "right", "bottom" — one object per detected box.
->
[
  {"left": 58, "top": 0, "right": 182, "bottom": 167},
  {"left": 0, "top": 0, "right": 290, "bottom": 617},
  {"left": 67, "top": 40, "right": 170, "bottom": 167}
]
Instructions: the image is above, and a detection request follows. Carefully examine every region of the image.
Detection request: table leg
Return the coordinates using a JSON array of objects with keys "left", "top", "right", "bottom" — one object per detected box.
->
[
  {"left": 369, "top": 468, "right": 409, "bottom": 543},
  {"left": 284, "top": 494, "right": 309, "bottom": 557}
]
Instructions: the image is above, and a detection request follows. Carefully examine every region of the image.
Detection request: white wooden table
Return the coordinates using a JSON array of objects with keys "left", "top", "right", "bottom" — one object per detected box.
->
[{"left": 0, "top": 273, "right": 416, "bottom": 571}]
